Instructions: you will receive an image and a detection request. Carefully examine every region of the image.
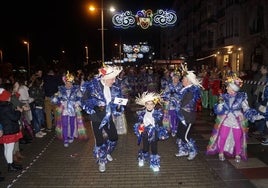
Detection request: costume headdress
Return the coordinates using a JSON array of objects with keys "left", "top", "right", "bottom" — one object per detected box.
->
[
  {"left": 135, "top": 91, "right": 162, "bottom": 106},
  {"left": 225, "top": 73, "right": 243, "bottom": 92},
  {"left": 180, "top": 63, "right": 202, "bottom": 87},
  {"left": 0, "top": 88, "right": 11, "bottom": 101},
  {"left": 99, "top": 65, "right": 122, "bottom": 79},
  {"left": 62, "top": 71, "right": 75, "bottom": 83},
  {"left": 170, "top": 67, "right": 181, "bottom": 78}
]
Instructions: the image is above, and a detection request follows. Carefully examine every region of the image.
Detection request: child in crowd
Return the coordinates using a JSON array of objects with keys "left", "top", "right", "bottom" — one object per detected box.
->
[
  {"left": 134, "top": 92, "right": 169, "bottom": 172},
  {"left": 207, "top": 74, "right": 264, "bottom": 162},
  {"left": 0, "top": 88, "right": 23, "bottom": 172}
]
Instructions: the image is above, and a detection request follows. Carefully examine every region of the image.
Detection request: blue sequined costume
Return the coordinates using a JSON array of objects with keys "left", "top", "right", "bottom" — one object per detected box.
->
[
  {"left": 207, "top": 92, "right": 261, "bottom": 160},
  {"left": 133, "top": 108, "right": 168, "bottom": 171},
  {"left": 81, "top": 76, "right": 124, "bottom": 164},
  {"left": 174, "top": 84, "right": 201, "bottom": 160}
]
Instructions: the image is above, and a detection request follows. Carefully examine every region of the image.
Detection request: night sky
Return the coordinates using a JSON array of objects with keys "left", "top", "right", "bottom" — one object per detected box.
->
[{"left": 0, "top": 0, "right": 174, "bottom": 68}]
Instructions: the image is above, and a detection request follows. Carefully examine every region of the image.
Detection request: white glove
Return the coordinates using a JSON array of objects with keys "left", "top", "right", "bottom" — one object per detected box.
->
[
  {"left": 259, "top": 105, "right": 267, "bottom": 113},
  {"left": 254, "top": 115, "right": 265, "bottom": 121},
  {"left": 217, "top": 103, "right": 224, "bottom": 111},
  {"left": 181, "top": 120, "right": 187, "bottom": 126}
]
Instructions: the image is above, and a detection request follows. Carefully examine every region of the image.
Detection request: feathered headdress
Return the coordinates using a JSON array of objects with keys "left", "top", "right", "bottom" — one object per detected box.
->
[
  {"left": 225, "top": 73, "right": 243, "bottom": 92},
  {"left": 62, "top": 71, "right": 75, "bottom": 83},
  {"left": 180, "top": 63, "right": 202, "bottom": 87},
  {"left": 99, "top": 65, "right": 122, "bottom": 79},
  {"left": 135, "top": 91, "right": 162, "bottom": 106}
]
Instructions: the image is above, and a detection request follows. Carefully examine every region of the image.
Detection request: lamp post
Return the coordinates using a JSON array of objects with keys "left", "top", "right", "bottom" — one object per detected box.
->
[
  {"left": 101, "top": 0, "right": 104, "bottom": 64},
  {"left": 114, "top": 43, "right": 122, "bottom": 61},
  {"left": 89, "top": 1, "right": 115, "bottom": 64},
  {"left": 23, "top": 41, "right": 30, "bottom": 78},
  {"left": 85, "top": 46, "right": 89, "bottom": 65},
  {"left": 0, "top": 49, "right": 3, "bottom": 63}
]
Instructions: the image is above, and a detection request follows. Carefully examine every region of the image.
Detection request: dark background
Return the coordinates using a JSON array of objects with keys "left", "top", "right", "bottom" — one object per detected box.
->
[{"left": 0, "top": 0, "right": 174, "bottom": 69}]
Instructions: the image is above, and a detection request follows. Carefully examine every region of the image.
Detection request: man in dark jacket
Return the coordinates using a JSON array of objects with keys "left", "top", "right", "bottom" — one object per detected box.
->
[{"left": 43, "top": 69, "right": 63, "bottom": 131}]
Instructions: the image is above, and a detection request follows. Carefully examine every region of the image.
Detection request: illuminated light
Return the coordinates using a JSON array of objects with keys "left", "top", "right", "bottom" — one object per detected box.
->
[
  {"left": 136, "top": 9, "right": 153, "bottom": 29},
  {"left": 89, "top": 5, "right": 95, "bottom": 11},
  {"left": 140, "top": 45, "right": 150, "bottom": 53},
  {"left": 196, "top": 54, "right": 216, "bottom": 61},
  {"left": 110, "top": 6, "right": 115, "bottom": 12},
  {"left": 238, "top": 47, "right": 242, "bottom": 51},
  {"left": 153, "top": 9, "right": 177, "bottom": 27},
  {"left": 112, "top": 11, "right": 136, "bottom": 29},
  {"left": 137, "top": 53, "right": 144, "bottom": 58},
  {"left": 123, "top": 44, "right": 133, "bottom": 53},
  {"left": 133, "top": 45, "right": 140, "bottom": 53},
  {"left": 112, "top": 9, "right": 177, "bottom": 29}
]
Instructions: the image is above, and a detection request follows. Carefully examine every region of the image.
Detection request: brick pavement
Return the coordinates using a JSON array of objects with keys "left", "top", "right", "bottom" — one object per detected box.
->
[{"left": 0, "top": 105, "right": 263, "bottom": 188}]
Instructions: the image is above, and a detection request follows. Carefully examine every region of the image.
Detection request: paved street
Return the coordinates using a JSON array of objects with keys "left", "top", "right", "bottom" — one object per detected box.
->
[{"left": 0, "top": 104, "right": 268, "bottom": 188}]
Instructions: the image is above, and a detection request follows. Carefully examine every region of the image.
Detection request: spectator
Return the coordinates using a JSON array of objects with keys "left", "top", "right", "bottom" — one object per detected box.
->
[
  {"left": 29, "top": 77, "right": 47, "bottom": 138},
  {"left": 0, "top": 88, "right": 23, "bottom": 172},
  {"left": 43, "top": 69, "right": 63, "bottom": 131}
]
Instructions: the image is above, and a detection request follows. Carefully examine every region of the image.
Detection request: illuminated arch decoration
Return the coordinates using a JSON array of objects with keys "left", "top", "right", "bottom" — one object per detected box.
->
[
  {"left": 112, "top": 11, "right": 136, "bottom": 29},
  {"left": 112, "top": 9, "right": 177, "bottom": 29},
  {"left": 136, "top": 9, "right": 154, "bottom": 29},
  {"left": 123, "top": 43, "right": 150, "bottom": 62},
  {"left": 153, "top": 9, "right": 177, "bottom": 27}
]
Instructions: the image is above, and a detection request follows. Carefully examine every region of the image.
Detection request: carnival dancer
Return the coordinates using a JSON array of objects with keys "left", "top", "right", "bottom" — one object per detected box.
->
[
  {"left": 206, "top": 74, "right": 264, "bottom": 162},
  {"left": 161, "top": 70, "right": 183, "bottom": 136},
  {"left": 133, "top": 92, "right": 169, "bottom": 172},
  {"left": 81, "top": 65, "right": 125, "bottom": 173},
  {"left": 174, "top": 64, "right": 202, "bottom": 160},
  {"left": 51, "top": 71, "right": 87, "bottom": 147}
]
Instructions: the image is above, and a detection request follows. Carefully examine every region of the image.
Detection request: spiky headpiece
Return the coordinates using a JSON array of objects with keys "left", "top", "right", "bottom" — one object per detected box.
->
[
  {"left": 63, "top": 71, "right": 75, "bottom": 83},
  {"left": 180, "top": 63, "right": 202, "bottom": 87},
  {"left": 135, "top": 91, "right": 162, "bottom": 106}
]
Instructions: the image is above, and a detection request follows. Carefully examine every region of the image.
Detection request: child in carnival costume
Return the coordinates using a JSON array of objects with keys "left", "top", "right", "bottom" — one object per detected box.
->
[
  {"left": 206, "top": 74, "right": 264, "bottom": 162},
  {"left": 174, "top": 63, "right": 202, "bottom": 160},
  {"left": 51, "top": 71, "right": 87, "bottom": 147},
  {"left": 81, "top": 65, "right": 125, "bottom": 173},
  {"left": 133, "top": 92, "right": 169, "bottom": 172},
  {"left": 161, "top": 70, "right": 183, "bottom": 137}
]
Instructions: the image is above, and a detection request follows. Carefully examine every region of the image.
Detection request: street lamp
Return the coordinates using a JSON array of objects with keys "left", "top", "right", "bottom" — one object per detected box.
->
[
  {"left": 89, "top": 1, "right": 115, "bottom": 64},
  {"left": 23, "top": 41, "right": 30, "bottom": 78}
]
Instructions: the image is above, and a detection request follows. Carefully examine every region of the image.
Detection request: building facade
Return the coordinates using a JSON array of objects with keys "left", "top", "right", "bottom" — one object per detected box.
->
[{"left": 160, "top": 0, "right": 268, "bottom": 73}]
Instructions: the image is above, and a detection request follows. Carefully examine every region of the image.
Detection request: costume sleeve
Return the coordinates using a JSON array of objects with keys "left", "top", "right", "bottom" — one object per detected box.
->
[{"left": 242, "top": 95, "right": 261, "bottom": 122}]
